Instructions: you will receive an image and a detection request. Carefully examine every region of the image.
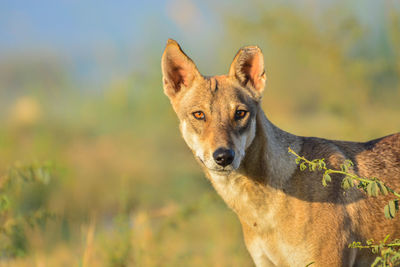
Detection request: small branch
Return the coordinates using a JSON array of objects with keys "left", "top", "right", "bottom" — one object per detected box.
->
[
  {"left": 288, "top": 147, "right": 400, "bottom": 197},
  {"left": 288, "top": 147, "right": 400, "bottom": 219}
]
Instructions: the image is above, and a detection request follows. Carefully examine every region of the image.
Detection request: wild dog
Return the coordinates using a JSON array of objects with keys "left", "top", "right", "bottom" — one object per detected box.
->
[{"left": 161, "top": 39, "right": 400, "bottom": 267}]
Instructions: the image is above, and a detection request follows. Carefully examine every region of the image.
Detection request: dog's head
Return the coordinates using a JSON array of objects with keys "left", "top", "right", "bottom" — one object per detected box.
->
[{"left": 162, "top": 39, "right": 266, "bottom": 173}]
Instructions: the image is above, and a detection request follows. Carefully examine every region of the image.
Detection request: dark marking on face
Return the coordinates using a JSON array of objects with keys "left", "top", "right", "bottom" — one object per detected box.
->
[
  {"left": 213, "top": 79, "right": 219, "bottom": 93},
  {"left": 234, "top": 87, "right": 258, "bottom": 108},
  {"left": 238, "top": 116, "right": 251, "bottom": 135},
  {"left": 208, "top": 77, "right": 219, "bottom": 94}
]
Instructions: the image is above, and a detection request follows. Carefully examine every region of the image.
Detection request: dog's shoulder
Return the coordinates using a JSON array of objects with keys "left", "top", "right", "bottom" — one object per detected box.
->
[
  {"left": 299, "top": 133, "right": 400, "bottom": 184},
  {"left": 301, "top": 132, "right": 399, "bottom": 162},
  {"left": 299, "top": 136, "right": 353, "bottom": 170}
]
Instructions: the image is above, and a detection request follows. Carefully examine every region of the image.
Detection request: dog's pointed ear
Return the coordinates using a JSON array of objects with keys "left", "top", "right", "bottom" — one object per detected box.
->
[
  {"left": 161, "top": 39, "right": 202, "bottom": 99},
  {"left": 229, "top": 46, "right": 266, "bottom": 98}
]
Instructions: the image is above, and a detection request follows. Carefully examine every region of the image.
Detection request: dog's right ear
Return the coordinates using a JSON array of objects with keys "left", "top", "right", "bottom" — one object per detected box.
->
[
  {"left": 229, "top": 46, "right": 266, "bottom": 99},
  {"left": 161, "top": 39, "right": 201, "bottom": 99}
]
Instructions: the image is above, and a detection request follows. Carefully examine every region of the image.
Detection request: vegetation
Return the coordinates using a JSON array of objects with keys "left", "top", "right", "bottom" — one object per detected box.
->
[
  {"left": 288, "top": 148, "right": 400, "bottom": 219},
  {"left": 0, "top": 1, "right": 399, "bottom": 266},
  {"left": 0, "top": 162, "right": 55, "bottom": 258},
  {"left": 288, "top": 148, "right": 400, "bottom": 267}
]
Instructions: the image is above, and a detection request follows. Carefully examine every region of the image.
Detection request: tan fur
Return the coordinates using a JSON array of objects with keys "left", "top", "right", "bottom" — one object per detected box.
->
[{"left": 161, "top": 39, "right": 400, "bottom": 267}]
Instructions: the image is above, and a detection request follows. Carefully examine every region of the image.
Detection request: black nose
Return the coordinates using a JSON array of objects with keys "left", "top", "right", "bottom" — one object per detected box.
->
[{"left": 213, "top": 147, "right": 235, "bottom": 167}]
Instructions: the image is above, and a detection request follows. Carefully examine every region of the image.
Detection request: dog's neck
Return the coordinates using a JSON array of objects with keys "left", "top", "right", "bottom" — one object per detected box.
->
[
  {"left": 242, "top": 107, "right": 302, "bottom": 184},
  {"left": 204, "top": 106, "right": 302, "bottom": 220}
]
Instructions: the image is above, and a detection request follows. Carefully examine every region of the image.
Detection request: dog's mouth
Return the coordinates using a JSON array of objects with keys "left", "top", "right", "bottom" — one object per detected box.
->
[
  {"left": 197, "top": 156, "right": 205, "bottom": 165},
  {"left": 211, "top": 168, "right": 232, "bottom": 174},
  {"left": 207, "top": 167, "right": 233, "bottom": 175},
  {"left": 197, "top": 156, "right": 234, "bottom": 174}
]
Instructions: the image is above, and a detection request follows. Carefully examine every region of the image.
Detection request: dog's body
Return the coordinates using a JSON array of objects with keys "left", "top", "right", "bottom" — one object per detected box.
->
[{"left": 161, "top": 39, "right": 400, "bottom": 266}]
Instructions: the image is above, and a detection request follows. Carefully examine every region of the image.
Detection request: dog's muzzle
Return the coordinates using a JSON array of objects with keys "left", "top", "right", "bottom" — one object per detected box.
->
[{"left": 213, "top": 147, "right": 235, "bottom": 167}]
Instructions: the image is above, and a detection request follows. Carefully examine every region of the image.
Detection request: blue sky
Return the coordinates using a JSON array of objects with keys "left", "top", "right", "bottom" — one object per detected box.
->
[
  {"left": 1, "top": 0, "right": 396, "bottom": 55},
  {"left": 0, "top": 0, "right": 397, "bottom": 87},
  {"left": 0, "top": 0, "right": 224, "bottom": 54},
  {"left": 1, "top": 1, "right": 169, "bottom": 52},
  {"left": 0, "top": 0, "right": 226, "bottom": 83}
]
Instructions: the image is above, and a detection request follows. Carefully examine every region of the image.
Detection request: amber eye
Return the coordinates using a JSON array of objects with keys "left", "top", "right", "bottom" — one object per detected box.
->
[
  {"left": 193, "top": 111, "right": 205, "bottom": 120},
  {"left": 235, "top": 110, "right": 247, "bottom": 120}
]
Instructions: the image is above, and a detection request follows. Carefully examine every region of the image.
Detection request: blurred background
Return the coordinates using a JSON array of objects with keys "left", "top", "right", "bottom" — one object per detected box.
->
[{"left": 0, "top": 0, "right": 399, "bottom": 266}]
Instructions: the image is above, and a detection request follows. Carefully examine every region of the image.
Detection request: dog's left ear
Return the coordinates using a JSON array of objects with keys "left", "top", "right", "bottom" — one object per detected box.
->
[
  {"left": 229, "top": 46, "right": 266, "bottom": 99},
  {"left": 161, "top": 39, "right": 202, "bottom": 99}
]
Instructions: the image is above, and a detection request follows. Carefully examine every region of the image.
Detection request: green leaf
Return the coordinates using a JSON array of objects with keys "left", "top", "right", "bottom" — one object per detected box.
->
[
  {"left": 322, "top": 173, "right": 331, "bottom": 187},
  {"left": 300, "top": 162, "right": 307, "bottom": 171},
  {"left": 389, "top": 200, "right": 397, "bottom": 218},
  {"left": 390, "top": 253, "right": 400, "bottom": 264},
  {"left": 347, "top": 176, "right": 354, "bottom": 187},
  {"left": 342, "top": 179, "right": 349, "bottom": 190},
  {"left": 341, "top": 164, "right": 348, "bottom": 172},
  {"left": 325, "top": 174, "right": 332, "bottom": 183},
  {"left": 371, "top": 182, "right": 378, "bottom": 197},
  {"left": 385, "top": 204, "right": 392, "bottom": 219},
  {"left": 342, "top": 177, "right": 353, "bottom": 190},
  {"left": 378, "top": 182, "right": 389, "bottom": 196},
  {"left": 383, "top": 235, "right": 390, "bottom": 243},
  {"left": 348, "top": 241, "right": 361, "bottom": 248},
  {"left": 310, "top": 163, "right": 316, "bottom": 172},
  {"left": 344, "top": 159, "right": 354, "bottom": 167},
  {"left": 318, "top": 160, "right": 326, "bottom": 170},
  {"left": 371, "top": 256, "right": 383, "bottom": 267},
  {"left": 323, "top": 173, "right": 331, "bottom": 187},
  {"left": 367, "top": 182, "right": 373, "bottom": 196}
]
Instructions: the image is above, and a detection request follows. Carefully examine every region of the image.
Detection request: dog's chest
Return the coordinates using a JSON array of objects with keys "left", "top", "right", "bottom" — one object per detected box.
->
[
  {"left": 208, "top": 173, "right": 267, "bottom": 215},
  {"left": 208, "top": 172, "right": 313, "bottom": 266}
]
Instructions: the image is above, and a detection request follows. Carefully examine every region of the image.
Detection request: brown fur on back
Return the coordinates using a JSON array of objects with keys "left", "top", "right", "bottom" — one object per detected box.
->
[{"left": 286, "top": 134, "right": 400, "bottom": 266}]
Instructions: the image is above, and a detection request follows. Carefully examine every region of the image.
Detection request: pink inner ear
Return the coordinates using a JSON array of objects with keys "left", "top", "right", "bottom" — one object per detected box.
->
[
  {"left": 168, "top": 66, "right": 191, "bottom": 89},
  {"left": 250, "top": 53, "right": 262, "bottom": 79},
  {"left": 165, "top": 55, "right": 193, "bottom": 92},
  {"left": 168, "top": 65, "right": 181, "bottom": 88},
  {"left": 162, "top": 40, "right": 201, "bottom": 98},
  {"left": 245, "top": 53, "right": 264, "bottom": 91}
]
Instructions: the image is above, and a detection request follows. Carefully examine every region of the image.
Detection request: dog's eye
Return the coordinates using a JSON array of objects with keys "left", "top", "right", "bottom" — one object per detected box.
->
[
  {"left": 235, "top": 110, "right": 247, "bottom": 120},
  {"left": 193, "top": 111, "right": 205, "bottom": 120}
]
